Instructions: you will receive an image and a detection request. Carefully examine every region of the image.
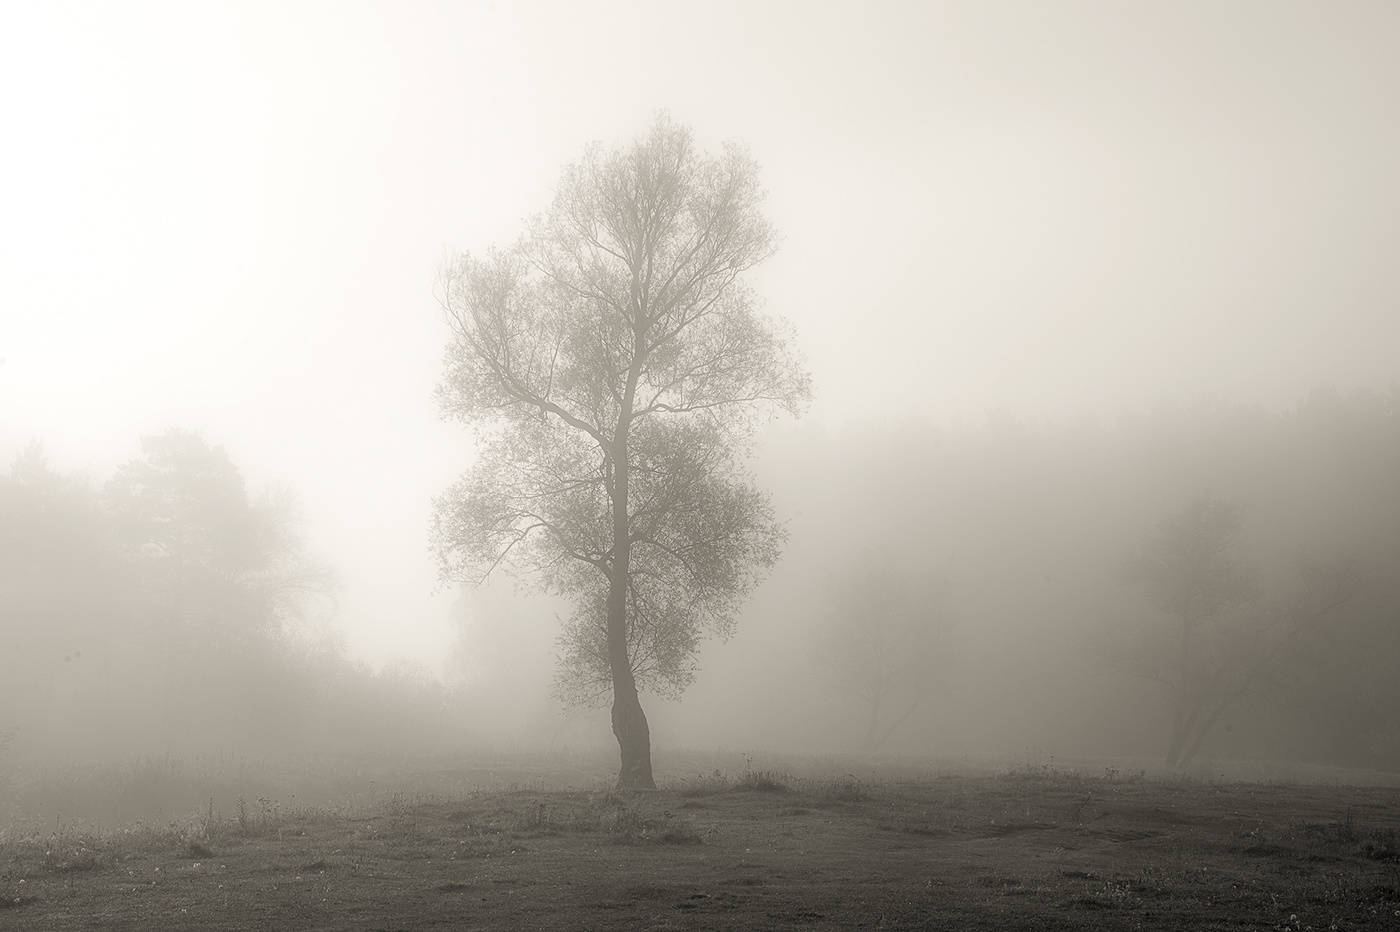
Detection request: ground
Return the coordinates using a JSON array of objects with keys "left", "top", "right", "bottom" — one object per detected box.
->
[{"left": 2, "top": 760, "right": 1399, "bottom": 930}]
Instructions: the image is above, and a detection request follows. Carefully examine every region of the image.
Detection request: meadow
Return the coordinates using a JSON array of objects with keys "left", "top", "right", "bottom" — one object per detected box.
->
[{"left": 2, "top": 752, "right": 1399, "bottom": 930}]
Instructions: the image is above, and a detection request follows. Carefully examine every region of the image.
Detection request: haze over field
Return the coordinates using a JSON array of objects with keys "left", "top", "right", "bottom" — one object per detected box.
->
[{"left": 3, "top": 3, "right": 1398, "bottom": 770}]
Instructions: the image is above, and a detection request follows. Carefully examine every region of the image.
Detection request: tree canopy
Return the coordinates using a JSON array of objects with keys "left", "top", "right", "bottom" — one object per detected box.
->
[
  {"left": 0, "top": 431, "right": 477, "bottom": 760},
  {"left": 432, "top": 115, "right": 809, "bottom": 788}
]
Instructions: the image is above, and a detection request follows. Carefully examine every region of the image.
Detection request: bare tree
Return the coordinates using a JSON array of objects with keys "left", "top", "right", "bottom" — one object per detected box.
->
[
  {"left": 818, "top": 551, "right": 952, "bottom": 754},
  {"left": 1121, "top": 493, "right": 1260, "bottom": 767},
  {"left": 432, "top": 115, "right": 810, "bottom": 789},
  {"left": 1177, "top": 555, "right": 1360, "bottom": 769},
  {"left": 1118, "top": 493, "right": 1360, "bottom": 768}
]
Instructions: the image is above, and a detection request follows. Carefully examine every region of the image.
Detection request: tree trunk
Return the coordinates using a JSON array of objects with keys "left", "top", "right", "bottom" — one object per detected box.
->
[
  {"left": 612, "top": 679, "right": 654, "bottom": 790},
  {"left": 162, "top": 536, "right": 185, "bottom": 748},
  {"left": 606, "top": 503, "right": 653, "bottom": 789},
  {"left": 1177, "top": 700, "right": 1229, "bottom": 770},
  {"left": 606, "top": 365, "right": 655, "bottom": 790},
  {"left": 1166, "top": 610, "right": 1194, "bottom": 768},
  {"left": 871, "top": 682, "right": 926, "bottom": 754}
]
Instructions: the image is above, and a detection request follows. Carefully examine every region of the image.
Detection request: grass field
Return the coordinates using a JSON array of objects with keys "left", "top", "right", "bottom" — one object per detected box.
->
[{"left": 2, "top": 755, "right": 1399, "bottom": 930}]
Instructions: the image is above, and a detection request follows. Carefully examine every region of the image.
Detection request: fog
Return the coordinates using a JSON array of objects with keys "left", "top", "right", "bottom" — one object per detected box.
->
[{"left": 3, "top": 3, "right": 1399, "bottom": 779}]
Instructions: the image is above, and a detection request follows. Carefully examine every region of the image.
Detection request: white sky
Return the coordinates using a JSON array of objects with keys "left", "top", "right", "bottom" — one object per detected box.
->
[{"left": 3, "top": 1, "right": 1398, "bottom": 672}]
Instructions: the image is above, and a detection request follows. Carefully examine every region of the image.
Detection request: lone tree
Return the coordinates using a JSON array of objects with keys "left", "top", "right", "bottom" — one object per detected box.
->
[{"left": 432, "top": 115, "right": 810, "bottom": 789}]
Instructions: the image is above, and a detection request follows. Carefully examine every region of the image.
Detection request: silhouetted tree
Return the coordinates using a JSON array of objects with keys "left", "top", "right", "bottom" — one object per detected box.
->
[
  {"left": 106, "top": 429, "right": 335, "bottom": 747},
  {"left": 432, "top": 115, "right": 809, "bottom": 788},
  {"left": 1121, "top": 493, "right": 1263, "bottom": 767},
  {"left": 1103, "top": 489, "right": 1355, "bottom": 766},
  {"left": 1174, "top": 555, "right": 1359, "bottom": 769},
  {"left": 1277, "top": 575, "right": 1400, "bottom": 767},
  {"left": 0, "top": 442, "right": 120, "bottom": 749},
  {"left": 818, "top": 551, "right": 951, "bottom": 753}
]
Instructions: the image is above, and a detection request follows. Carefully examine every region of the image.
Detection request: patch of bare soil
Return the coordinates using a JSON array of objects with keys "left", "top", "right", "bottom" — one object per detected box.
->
[{"left": 3, "top": 768, "right": 1399, "bottom": 930}]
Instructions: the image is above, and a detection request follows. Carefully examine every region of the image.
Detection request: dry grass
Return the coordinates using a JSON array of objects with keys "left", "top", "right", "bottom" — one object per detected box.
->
[{"left": 3, "top": 759, "right": 1400, "bottom": 929}]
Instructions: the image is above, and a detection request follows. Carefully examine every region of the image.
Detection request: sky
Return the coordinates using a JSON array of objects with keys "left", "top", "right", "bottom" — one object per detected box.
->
[{"left": 3, "top": 1, "right": 1398, "bottom": 673}]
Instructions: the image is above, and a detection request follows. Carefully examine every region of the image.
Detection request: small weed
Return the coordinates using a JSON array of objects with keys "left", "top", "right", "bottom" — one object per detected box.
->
[
  {"left": 1355, "top": 828, "right": 1400, "bottom": 862},
  {"left": 1001, "top": 759, "right": 1080, "bottom": 785},
  {"left": 799, "top": 775, "right": 870, "bottom": 802},
  {"left": 1069, "top": 793, "right": 1092, "bottom": 823},
  {"left": 1308, "top": 807, "right": 1400, "bottom": 861},
  {"left": 510, "top": 801, "right": 558, "bottom": 835},
  {"left": 1068, "top": 878, "right": 1141, "bottom": 910},
  {"left": 606, "top": 807, "right": 701, "bottom": 845},
  {"left": 676, "top": 771, "right": 731, "bottom": 798},
  {"left": 184, "top": 838, "right": 214, "bottom": 858},
  {"left": 735, "top": 769, "right": 789, "bottom": 793},
  {"left": 233, "top": 795, "right": 283, "bottom": 836},
  {"left": 44, "top": 845, "right": 105, "bottom": 873},
  {"left": 506, "top": 800, "right": 599, "bottom": 836},
  {"left": 1339, "top": 805, "right": 1357, "bottom": 842}
]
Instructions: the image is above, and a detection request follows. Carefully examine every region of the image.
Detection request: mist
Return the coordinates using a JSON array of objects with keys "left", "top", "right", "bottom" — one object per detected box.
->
[
  {"left": 4, "top": 2, "right": 1400, "bottom": 806},
  {"left": 656, "top": 389, "right": 1400, "bottom": 769}
]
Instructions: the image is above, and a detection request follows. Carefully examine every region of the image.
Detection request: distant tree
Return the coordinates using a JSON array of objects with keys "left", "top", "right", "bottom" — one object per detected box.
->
[
  {"left": 1120, "top": 493, "right": 1260, "bottom": 767},
  {"left": 432, "top": 114, "right": 810, "bottom": 789},
  {"left": 1302, "top": 607, "right": 1400, "bottom": 768},
  {"left": 1117, "top": 492, "right": 1362, "bottom": 769},
  {"left": 109, "top": 431, "right": 334, "bottom": 625},
  {"left": 108, "top": 430, "right": 263, "bottom": 631},
  {"left": 106, "top": 429, "right": 336, "bottom": 745},
  {"left": 817, "top": 551, "right": 952, "bottom": 754},
  {"left": 1179, "top": 554, "right": 1359, "bottom": 768},
  {"left": 0, "top": 442, "right": 119, "bottom": 748}
]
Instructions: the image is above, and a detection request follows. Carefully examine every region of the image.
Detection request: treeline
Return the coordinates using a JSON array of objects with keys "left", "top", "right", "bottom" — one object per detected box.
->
[
  {"left": 7, "top": 387, "right": 1398, "bottom": 773},
  {"left": 0, "top": 430, "right": 450, "bottom": 760},
  {"left": 662, "top": 385, "right": 1400, "bottom": 771}
]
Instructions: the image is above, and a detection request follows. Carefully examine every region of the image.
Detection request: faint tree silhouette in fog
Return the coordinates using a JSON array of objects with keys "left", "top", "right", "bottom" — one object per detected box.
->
[
  {"left": 1119, "top": 493, "right": 1259, "bottom": 767},
  {"left": 432, "top": 114, "right": 809, "bottom": 789},
  {"left": 2, "top": 434, "right": 473, "bottom": 760},
  {"left": 106, "top": 429, "right": 337, "bottom": 744},
  {"left": 818, "top": 550, "right": 952, "bottom": 754},
  {"left": 1117, "top": 492, "right": 1359, "bottom": 769},
  {"left": 0, "top": 442, "right": 118, "bottom": 749}
]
